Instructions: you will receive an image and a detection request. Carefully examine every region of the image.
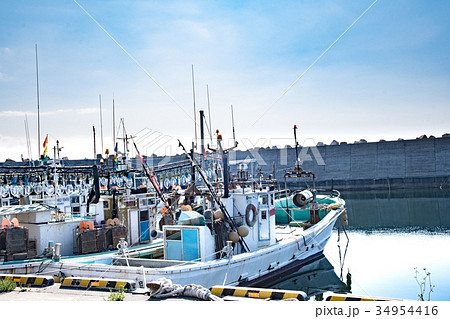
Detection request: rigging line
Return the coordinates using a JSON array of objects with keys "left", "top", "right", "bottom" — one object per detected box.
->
[
  {"left": 72, "top": 0, "right": 193, "bottom": 121},
  {"left": 206, "top": 85, "right": 213, "bottom": 145},
  {"left": 251, "top": 0, "right": 378, "bottom": 126}
]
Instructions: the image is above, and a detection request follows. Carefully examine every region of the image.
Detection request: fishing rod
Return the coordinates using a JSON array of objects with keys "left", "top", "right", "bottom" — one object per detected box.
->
[{"left": 178, "top": 139, "right": 249, "bottom": 253}]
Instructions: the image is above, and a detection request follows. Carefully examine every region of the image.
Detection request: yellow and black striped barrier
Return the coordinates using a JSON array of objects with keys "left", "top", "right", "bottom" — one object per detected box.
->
[
  {"left": 60, "top": 277, "right": 136, "bottom": 292},
  {"left": 210, "top": 285, "right": 307, "bottom": 300},
  {"left": 326, "top": 294, "right": 404, "bottom": 301},
  {"left": 0, "top": 274, "right": 54, "bottom": 287}
]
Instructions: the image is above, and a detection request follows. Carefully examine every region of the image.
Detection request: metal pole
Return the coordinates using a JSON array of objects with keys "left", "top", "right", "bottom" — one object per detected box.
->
[
  {"left": 294, "top": 125, "right": 300, "bottom": 169},
  {"left": 191, "top": 65, "right": 197, "bottom": 150},
  {"left": 93, "top": 126, "right": 96, "bottom": 158},
  {"left": 200, "top": 110, "right": 205, "bottom": 169},
  {"left": 99, "top": 94, "right": 104, "bottom": 156},
  {"left": 35, "top": 44, "right": 41, "bottom": 160}
]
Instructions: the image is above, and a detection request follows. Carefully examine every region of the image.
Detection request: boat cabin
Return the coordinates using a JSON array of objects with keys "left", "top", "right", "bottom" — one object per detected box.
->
[{"left": 161, "top": 187, "right": 277, "bottom": 262}]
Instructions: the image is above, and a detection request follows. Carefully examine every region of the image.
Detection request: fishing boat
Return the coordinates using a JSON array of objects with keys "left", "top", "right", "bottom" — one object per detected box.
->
[{"left": 0, "top": 131, "right": 346, "bottom": 290}]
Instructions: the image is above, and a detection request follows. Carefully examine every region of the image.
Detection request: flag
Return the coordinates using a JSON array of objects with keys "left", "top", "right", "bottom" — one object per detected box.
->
[
  {"left": 43, "top": 146, "right": 48, "bottom": 156},
  {"left": 43, "top": 135, "right": 48, "bottom": 148},
  {"left": 114, "top": 142, "right": 118, "bottom": 153}
]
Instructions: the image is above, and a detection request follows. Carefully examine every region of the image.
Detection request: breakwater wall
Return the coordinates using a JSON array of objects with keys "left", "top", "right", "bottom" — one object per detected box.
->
[
  {"left": 137, "top": 136, "right": 450, "bottom": 190},
  {"left": 227, "top": 137, "right": 450, "bottom": 190}
]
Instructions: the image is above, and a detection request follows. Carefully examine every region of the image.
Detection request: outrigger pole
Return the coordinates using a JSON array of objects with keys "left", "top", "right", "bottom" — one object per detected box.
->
[
  {"left": 131, "top": 139, "right": 172, "bottom": 216},
  {"left": 178, "top": 139, "right": 249, "bottom": 253}
]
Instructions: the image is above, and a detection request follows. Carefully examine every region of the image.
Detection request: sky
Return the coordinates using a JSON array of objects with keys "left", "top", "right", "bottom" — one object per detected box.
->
[{"left": 0, "top": 0, "right": 449, "bottom": 161}]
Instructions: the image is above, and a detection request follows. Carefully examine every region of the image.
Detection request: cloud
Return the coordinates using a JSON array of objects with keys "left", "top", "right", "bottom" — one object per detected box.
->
[
  {"left": 0, "top": 108, "right": 98, "bottom": 117},
  {"left": 0, "top": 47, "right": 13, "bottom": 55}
]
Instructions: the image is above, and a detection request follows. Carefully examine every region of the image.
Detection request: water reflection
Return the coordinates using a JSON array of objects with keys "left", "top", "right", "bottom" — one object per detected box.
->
[
  {"left": 267, "top": 254, "right": 350, "bottom": 300},
  {"left": 342, "top": 189, "right": 450, "bottom": 229}
]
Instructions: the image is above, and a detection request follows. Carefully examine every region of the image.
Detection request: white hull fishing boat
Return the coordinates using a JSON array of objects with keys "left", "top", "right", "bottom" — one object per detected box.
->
[
  {"left": 0, "top": 192, "right": 344, "bottom": 289},
  {"left": 0, "top": 130, "right": 347, "bottom": 290}
]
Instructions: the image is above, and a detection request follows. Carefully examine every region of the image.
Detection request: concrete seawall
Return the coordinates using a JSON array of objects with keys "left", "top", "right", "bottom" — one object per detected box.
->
[
  {"left": 136, "top": 136, "right": 450, "bottom": 190},
  {"left": 227, "top": 137, "right": 450, "bottom": 190}
]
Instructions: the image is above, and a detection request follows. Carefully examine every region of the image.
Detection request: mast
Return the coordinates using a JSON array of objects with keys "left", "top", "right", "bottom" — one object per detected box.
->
[
  {"left": 112, "top": 97, "right": 116, "bottom": 149},
  {"left": 191, "top": 65, "right": 197, "bottom": 150},
  {"left": 35, "top": 44, "right": 41, "bottom": 161},
  {"left": 200, "top": 110, "right": 205, "bottom": 169}
]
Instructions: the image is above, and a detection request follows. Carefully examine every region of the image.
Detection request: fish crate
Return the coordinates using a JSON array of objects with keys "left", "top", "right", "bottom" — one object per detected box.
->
[
  {"left": 0, "top": 228, "right": 29, "bottom": 261},
  {"left": 75, "top": 229, "right": 98, "bottom": 255},
  {"left": 0, "top": 228, "right": 28, "bottom": 254},
  {"left": 27, "top": 239, "right": 37, "bottom": 259},
  {"left": 96, "top": 228, "right": 107, "bottom": 252},
  {"left": 106, "top": 225, "right": 127, "bottom": 250}
]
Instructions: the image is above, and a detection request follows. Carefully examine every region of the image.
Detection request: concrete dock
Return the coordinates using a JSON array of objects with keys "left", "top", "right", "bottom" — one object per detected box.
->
[{"left": 0, "top": 283, "right": 192, "bottom": 301}]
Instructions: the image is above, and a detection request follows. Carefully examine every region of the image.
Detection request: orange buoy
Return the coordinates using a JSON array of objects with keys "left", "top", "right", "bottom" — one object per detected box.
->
[
  {"left": 1, "top": 219, "right": 11, "bottom": 229},
  {"left": 79, "top": 221, "right": 88, "bottom": 233},
  {"left": 11, "top": 218, "right": 20, "bottom": 228},
  {"left": 87, "top": 220, "right": 94, "bottom": 230}
]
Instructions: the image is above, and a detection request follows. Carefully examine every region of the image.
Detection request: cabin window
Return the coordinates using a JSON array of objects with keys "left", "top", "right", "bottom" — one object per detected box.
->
[
  {"left": 139, "top": 209, "right": 149, "bottom": 222},
  {"left": 139, "top": 198, "right": 147, "bottom": 207},
  {"left": 261, "top": 210, "right": 267, "bottom": 220},
  {"left": 166, "top": 229, "right": 181, "bottom": 240},
  {"left": 124, "top": 198, "right": 136, "bottom": 207},
  {"left": 72, "top": 206, "right": 80, "bottom": 213},
  {"left": 258, "top": 195, "right": 268, "bottom": 205}
]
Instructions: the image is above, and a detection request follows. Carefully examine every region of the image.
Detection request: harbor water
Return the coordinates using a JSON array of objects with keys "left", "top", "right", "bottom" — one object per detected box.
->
[{"left": 268, "top": 189, "right": 450, "bottom": 301}]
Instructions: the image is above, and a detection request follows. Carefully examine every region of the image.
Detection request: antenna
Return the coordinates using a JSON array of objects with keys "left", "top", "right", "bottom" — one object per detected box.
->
[
  {"left": 191, "top": 65, "right": 197, "bottom": 150},
  {"left": 99, "top": 94, "right": 104, "bottom": 155},
  {"left": 231, "top": 105, "right": 237, "bottom": 147},
  {"left": 93, "top": 126, "right": 96, "bottom": 158},
  {"left": 35, "top": 44, "right": 41, "bottom": 160}
]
